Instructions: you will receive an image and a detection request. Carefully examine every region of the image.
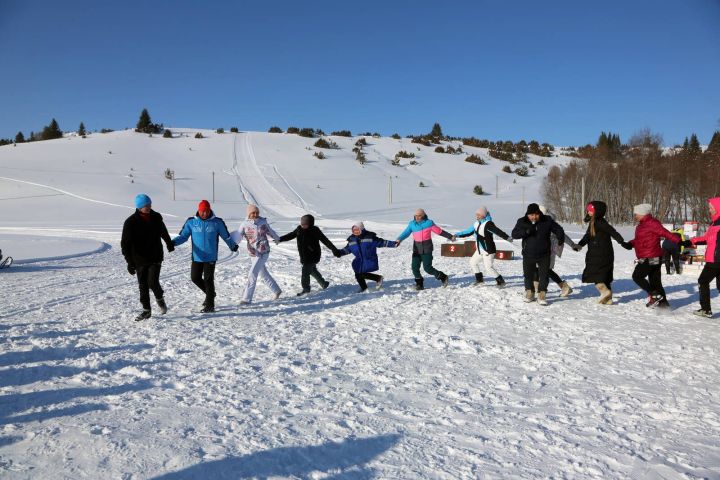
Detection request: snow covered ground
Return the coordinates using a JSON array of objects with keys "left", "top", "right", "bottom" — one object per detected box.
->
[{"left": 1, "top": 130, "right": 719, "bottom": 478}]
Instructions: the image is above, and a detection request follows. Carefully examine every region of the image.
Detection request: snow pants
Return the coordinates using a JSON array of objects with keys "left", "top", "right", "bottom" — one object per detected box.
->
[
  {"left": 137, "top": 263, "right": 163, "bottom": 310},
  {"left": 191, "top": 261, "right": 216, "bottom": 302},
  {"left": 469, "top": 249, "right": 499, "bottom": 278},
  {"left": 698, "top": 262, "right": 720, "bottom": 312},
  {"left": 523, "top": 255, "right": 551, "bottom": 293},
  {"left": 301, "top": 263, "right": 326, "bottom": 290},
  {"left": 411, "top": 253, "right": 443, "bottom": 279},
  {"left": 243, "top": 253, "right": 280, "bottom": 302},
  {"left": 355, "top": 272, "right": 382, "bottom": 290},
  {"left": 632, "top": 259, "right": 665, "bottom": 297}
]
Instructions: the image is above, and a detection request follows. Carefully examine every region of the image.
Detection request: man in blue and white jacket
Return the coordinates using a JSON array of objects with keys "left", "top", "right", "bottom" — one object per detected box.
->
[
  {"left": 173, "top": 200, "right": 238, "bottom": 313},
  {"left": 455, "top": 206, "right": 512, "bottom": 286}
]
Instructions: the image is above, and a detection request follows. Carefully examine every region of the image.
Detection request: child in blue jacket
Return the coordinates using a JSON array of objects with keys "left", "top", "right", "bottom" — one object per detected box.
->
[{"left": 337, "top": 222, "right": 397, "bottom": 292}]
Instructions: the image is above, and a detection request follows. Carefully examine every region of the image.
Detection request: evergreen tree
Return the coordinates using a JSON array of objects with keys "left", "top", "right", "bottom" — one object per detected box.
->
[
  {"left": 682, "top": 137, "right": 689, "bottom": 151},
  {"left": 78, "top": 122, "right": 86, "bottom": 136},
  {"left": 688, "top": 133, "right": 702, "bottom": 155},
  {"left": 15, "top": 131, "right": 24, "bottom": 143},
  {"left": 597, "top": 131, "right": 608, "bottom": 148},
  {"left": 29, "top": 131, "right": 36, "bottom": 142},
  {"left": 430, "top": 122, "right": 443, "bottom": 138},
  {"left": 136, "top": 108, "right": 154, "bottom": 133},
  {"left": 41, "top": 118, "right": 63, "bottom": 140},
  {"left": 705, "top": 130, "right": 720, "bottom": 160}
]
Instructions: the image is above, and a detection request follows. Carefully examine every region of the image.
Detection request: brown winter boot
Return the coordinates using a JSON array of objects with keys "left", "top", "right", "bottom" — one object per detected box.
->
[
  {"left": 537, "top": 291, "right": 548, "bottom": 306},
  {"left": 559, "top": 281, "right": 573, "bottom": 297},
  {"left": 524, "top": 289, "right": 535, "bottom": 303},
  {"left": 595, "top": 283, "right": 612, "bottom": 305}
]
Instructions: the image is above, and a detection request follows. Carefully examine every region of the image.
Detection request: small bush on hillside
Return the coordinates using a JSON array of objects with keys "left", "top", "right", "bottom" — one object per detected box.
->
[
  {"left": 434, "top": 146, "right": 446, "bottom": 154},
  {"left": 195, "top": 132, "right": 204, "bottom": 139},
  {"left": 298, "top": 128, "right": 316, "bottom": 138},
  {"left": 313, "top": 151, "right": 325, "bottom": 159},
  {"left": 356, "top": 150, "right": 366, "bottom": 164},
  {"left": 286, "top": 126, "right": 299, "bottom": 134},
  {"left": 332, "top": 130, "right": 352, "bottom": 137},
  {"left": 355, "top": 138, "right": 367, "bottom": 146},
  {"left": 473, "top": 185, "right": 484, "bottom": 195},
  {"left": 391, "top": 133, "right": 401, "bottom": 139},
  {"left": 411, "top": 137, "right": 432, "bottom": 147},
  {"left": 446, "top": 146, "right": 456, "bottom": 154},
  {"left": 164, "top": 168, "right": 174, "bottom": 179},
  {"left": 418, "top": 181, "right": 426, "bottom": 188},
  {"left": 514, "top": 166, "right": 529, "bottom": 176},
  {"left": 537, "top": 159, "right": 546, "bottom": 166},
  {"left": 395, "top": 150, "right": 415, "bottom": 159},
  {"left": 465, "top": 154, "right": 487, "bottom": 165},
  {"left": 230, "top": 127, "right": 239, "bottom": 133},
  {"left": 268, "top": 126, "right": 282, "bottom": 133},
  {"left": 216, "top": 128, "right": 225, "bottom": 134},
  {"left": 502, "top": 165, "right": 512, "bottom": 173},
  {"left": 163, "top": 129, "right": 173, "bottom": 138},
  {"left": 489, "top": 149, "right": 514, "bottom": 162},
  {"left": 314, "top": 138, "right": 338, "bottom": 149}
]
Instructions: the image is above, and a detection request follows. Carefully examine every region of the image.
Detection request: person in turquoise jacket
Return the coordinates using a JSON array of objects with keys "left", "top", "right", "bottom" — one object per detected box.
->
[
  {"left": 173, "top": 200, "right": 238, "bottom": 313},
  {"left": 396, "top": 208, "right": 454, "bottom": 290}
]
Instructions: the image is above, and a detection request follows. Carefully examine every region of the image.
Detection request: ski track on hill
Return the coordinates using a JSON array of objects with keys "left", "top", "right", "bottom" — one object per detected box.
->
[{"left": 1, "top": 230, "right": 719, "bottom": 479}]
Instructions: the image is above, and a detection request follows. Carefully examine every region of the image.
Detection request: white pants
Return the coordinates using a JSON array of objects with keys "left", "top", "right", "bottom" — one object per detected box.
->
[
  {"left": 243, "top": 253, "right": 280, "bottom": 302},
  {"left": 469, "top": 249, "right": 499, "bottom": 278}
]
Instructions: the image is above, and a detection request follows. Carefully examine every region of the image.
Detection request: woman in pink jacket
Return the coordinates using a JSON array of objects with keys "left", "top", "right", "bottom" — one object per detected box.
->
[{"left": 685, "top": 197, "right": 720, "bottom": 318}]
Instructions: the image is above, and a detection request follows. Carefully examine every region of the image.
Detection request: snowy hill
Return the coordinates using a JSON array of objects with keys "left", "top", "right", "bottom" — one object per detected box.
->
[{"left": 1, "top": 130, "right": 719, "bottom": 478}]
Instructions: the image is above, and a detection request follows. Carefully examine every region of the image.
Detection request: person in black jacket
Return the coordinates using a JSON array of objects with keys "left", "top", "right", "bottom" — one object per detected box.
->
[
  {"left": 121, "top": 194, "right": 175, "bottom": 321},
  {"left": 573, "top": 201, "right": 625, "bottom": 305},
  {"left": 511, "top": 203, "right": 565, "bottom": 306},
  {"left": 278, "top": 214, "right": 340, "bottom": 296}
]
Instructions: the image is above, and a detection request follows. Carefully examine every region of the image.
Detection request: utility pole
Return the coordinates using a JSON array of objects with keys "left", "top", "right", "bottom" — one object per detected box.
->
[
  {"left": 521, "top": 186, "right": 525, "bottom": 206},
  {"left": 388, "top": 175, "right": 393, "bottom": 204},
  {"left": 212, "top": 171, "right": 215, "bottom": 203},
  {"left": 171, "top": 170, "right": 176, "bottom": 201},
  {"left": 581, "top": 176, "right": 585, "bottom": 224},
  {"left": 496, "top": 175, "right": 498, "bottom": 199}
]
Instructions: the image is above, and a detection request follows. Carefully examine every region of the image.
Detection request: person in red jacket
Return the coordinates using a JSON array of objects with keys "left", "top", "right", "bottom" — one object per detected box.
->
[
  {"left": 684, "top": 197, "right": 720, "bottom": 318},
  {"left": 621, "top": 203, "right": 681, "bottom": 308}
]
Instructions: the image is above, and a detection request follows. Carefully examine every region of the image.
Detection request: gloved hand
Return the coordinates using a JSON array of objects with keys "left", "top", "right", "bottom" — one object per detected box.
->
[
  {"left": 572, "top": 245, "right": 582, "bottom": 252},
  {"left": 167, "top": 243, "right": 175, "bottom": 252},
  {"left": 127, "top": 264, "right": 136, "bottom": 275},
  {"left": 333, "top": 250, "right": 342, "bottom": 258},
  {"left": 395, "top": 240, "right": 401, "bottom": 247},
  {"left": 621, "top": 241, "right": 633, "bottom": 250},
  {"left": 231, "top": 244, "right": 239, "bottom": 252},
  {"left": 680, "top": 239, "right": 693, "bottom": 248}
]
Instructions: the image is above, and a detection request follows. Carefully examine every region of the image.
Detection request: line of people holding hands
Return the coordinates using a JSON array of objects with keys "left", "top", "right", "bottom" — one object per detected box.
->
[{"left": 121, "top": 193, "right": 720, "bottom": 321}]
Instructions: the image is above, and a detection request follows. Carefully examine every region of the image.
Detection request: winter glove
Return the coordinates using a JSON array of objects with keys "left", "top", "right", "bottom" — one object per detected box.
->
[
  {"left": 166, "top": 243, "right": 175, "bottom": 252},
  {"left": 621, "top": 241, "right": 633, "bottom": 250},
  {"left": 572, "top": 245, "right": 582, "bottom": 252},
  {"left": 127, "top": 264, "right": 136, "bottom": 275},
  {"left": 231, "top": 244, "right": 239, "bottom": 252},
  {"left": 680, "top": 240, "right": 693, "bottom": 248},
  {"left": 333, "top": 250, "right": 342, "bottom": 258}
]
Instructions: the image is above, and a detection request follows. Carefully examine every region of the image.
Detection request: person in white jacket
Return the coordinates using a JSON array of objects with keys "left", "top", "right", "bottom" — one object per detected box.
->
[{"left": 233, "top": 204, "right": 282, "bottom": 304}]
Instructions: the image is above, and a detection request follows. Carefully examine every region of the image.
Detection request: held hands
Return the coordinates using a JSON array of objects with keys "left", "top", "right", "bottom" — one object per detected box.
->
[
  {"left": 621, "top": 241, "right": 633, "bottom": 250},
  {"left": 451, "top": 235, "right": 457, "bottom": 242},
  {"left": 231, "top": 244, "right": 239, "bottom": 252},
  {"left": 572, "top": 245, "right": 582, "bottom": 252},
  {"left": 127, "top": 264, "right": 136, "bottom": 275},
  {"left": 680, "top": 239, "right": 693, "bottom": 248},
  {"left": 167, "top": 243, "right": 175, "bottom": 253}
]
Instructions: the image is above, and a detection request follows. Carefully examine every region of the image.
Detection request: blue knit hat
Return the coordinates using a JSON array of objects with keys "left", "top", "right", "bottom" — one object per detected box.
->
[{"left": 134, "top": 194, "right": 151, "bottom": 209}]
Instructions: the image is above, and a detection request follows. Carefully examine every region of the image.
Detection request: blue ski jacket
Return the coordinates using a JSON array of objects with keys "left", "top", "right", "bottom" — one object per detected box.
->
[
  {"left": 173, "top": 212, "right": 237, "bottom": 262},
  {"left": 339, "top": 229, "right": 396, "bottom": 273}
]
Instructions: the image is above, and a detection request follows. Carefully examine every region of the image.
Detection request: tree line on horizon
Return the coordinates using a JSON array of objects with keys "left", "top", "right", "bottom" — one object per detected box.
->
[{"left": 542, "top": 128, "right": 720, "bottom": 225}]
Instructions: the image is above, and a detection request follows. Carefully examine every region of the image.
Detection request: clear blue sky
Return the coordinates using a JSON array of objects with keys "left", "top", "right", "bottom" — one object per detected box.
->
[{"left": 1, "top": 0, "right": 718, "bottom": 146}]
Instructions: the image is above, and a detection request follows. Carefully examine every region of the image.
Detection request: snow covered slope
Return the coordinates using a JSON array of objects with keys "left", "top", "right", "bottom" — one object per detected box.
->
[{"left": 1, "top": 130, "right": 719, "bottom": 479}]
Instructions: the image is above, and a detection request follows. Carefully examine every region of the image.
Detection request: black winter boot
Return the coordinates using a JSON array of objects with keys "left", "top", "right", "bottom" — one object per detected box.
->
[
  {"left": 156, "top": 297, "right": 168, "bottom": 314},
  {"left": 437, "top": 272, "right": 449, "bottom": 287},
  {"left": 495, "top": 275, "right": 506, "bottom": 287},
  {"left": 414, "top": 278, "right": 424, "bottom": 291},
  {"left": 474, "top": 272, "right": 484, "bottom": 285},
  {"left": 134, "top": 309, "right": 151, "bottom": 322},
  {"left": 201, "top": 297, "right": 215, "bottom": 313}
]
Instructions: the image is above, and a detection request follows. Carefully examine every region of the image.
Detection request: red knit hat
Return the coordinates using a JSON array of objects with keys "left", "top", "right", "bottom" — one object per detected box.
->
[{"left": 198, "top": 200, "right": 211, "bottom": 213}]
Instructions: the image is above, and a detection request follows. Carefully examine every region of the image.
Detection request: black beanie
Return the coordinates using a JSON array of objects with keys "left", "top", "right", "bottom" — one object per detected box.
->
[{"left": 526, "top": 203, "right": 541, "bottom": 215}]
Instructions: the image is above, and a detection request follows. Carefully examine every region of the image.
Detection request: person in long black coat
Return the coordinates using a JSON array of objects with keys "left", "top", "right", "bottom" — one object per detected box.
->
[
  {"left": 574, "top": 200, "right": 625, "bottom": 305},
  {"left": 278, "top": 214, "right": 340, "bottom": 296},
  {"left": 121, "top": 194, "right": 175, "bottom": 321}
]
